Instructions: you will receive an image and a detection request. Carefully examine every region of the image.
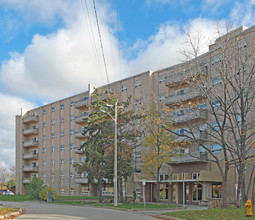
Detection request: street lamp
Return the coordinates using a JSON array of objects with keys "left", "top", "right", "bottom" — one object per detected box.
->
[{"left": 101, "top": 99, "right": 123, "bottom": 207}]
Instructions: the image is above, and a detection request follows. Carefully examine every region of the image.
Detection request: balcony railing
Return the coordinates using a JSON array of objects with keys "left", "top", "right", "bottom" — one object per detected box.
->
[
  {"left": 23, "top": 152, "right": 38, "bottom": 160},
  {"left": 23, "top": 140, "right": 38, "bottom": 147},
  {"left": 172, "top": 109, "right": 208, "bottom": 124},
  {"left": 164, "top": 89, "right": 204, "bottom": 106},
  {"left": 74, "top": 114, "right": 88, "bottom": 125},
  {"left": 171, "top": 151, "right": 208, "bottom": 164},
  {"left": 165, "top": 67, "right": 208, "bottom": 87},
  {"left": 75, "top": 177, "right": 88, "bottom": 184},
  {"left": 23, "top": 165, "right": 38, "bottom": 172},
  {"left": 75, "top": 147, "right": 85, "bottom": 154},
  {"left": 174, "top": 130, "right": 208, "bottom": 142},
  {"left": 74, "top": 131, "right": 87, "bottom": 139},
  {"left": 74, "top": 98, "right": 89, "bottom": 110},
  {"left": 23, "top": 127, "right": 38, "bottom": 135},
  {"left": 23, "top": 114, "right": 38, "bottom": 124}
]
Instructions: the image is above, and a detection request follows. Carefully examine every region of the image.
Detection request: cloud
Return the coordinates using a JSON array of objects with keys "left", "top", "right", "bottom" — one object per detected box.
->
[
  {"left": 230, "top": 0, "right": 255, "bottom": 27},
  {"left": 0, "top": 0, "right": 122, "bottom": 102},
  {"left": 0, "top": 93, "right": 36, "bottom": 168},
  {"left": 126, "top": 18, "right": 219, "bottom": 75}
]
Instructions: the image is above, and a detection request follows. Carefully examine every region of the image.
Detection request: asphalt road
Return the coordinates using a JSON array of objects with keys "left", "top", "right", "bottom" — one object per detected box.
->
[{"left": 0, "top": 201, "right": 157, "bottom": 220}]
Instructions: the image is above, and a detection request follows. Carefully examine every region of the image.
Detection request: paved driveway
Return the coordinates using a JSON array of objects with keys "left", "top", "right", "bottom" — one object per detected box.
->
[{"left": 0, "top": 201, "right": 157, "bottom": 220}]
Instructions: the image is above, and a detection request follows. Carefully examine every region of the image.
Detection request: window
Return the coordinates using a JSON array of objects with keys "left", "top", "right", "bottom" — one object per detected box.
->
[
  {"left": 102, "top": 187, "right": 114, "bottom": 195},
  {"left": 60, "top": 104, "right": 64, "bottom": 110},
  {"left": 70, "top": 158, "right": 74, "bottom": 165},
  {"left": 211, "top": 77, "right": 222, "bottom": 87},
  {"left": 238, "top": 39, "right": 247, "bottom": 50},
  {"left": 61, "top": 172, "right": 64, "bottom": 178},
  {"left": 134, "top": 79, "right": 141, "bottom": 88},
  {"left": 52, "top": 133, "right": 55, "bottom": 139},
  {"left": 135, "top": 188, "right": 141, "bottom": 197},
  {"left": 212, "top": 100, "right": 221, "bottom": 109},
  {"left": 200, "top": 145, "right": 207, "bottom": 152},
  {"left": 211, "top": 121, "right": 222, "bottom": 131},
  {"left": 121, "top": 84, "right": 127, "bottom": 92},
  {"left": 43, "top": 109, "right": 46, "bottom": 115},
  {"left": 43, "top": 135, "right": 46, "bottom": 141},
  {"left": 193, "top": 183, "right": 202, "bottom": 201},
  {"left": 51, "top": 160, "right": 55, "bottom": 166},
  {"left": 212, "top": 144, "right": 222, "bottom": 153},
  {"left": 43, "top": 160, "right": 46, "bottom": 166},
  {"left": 159, "top": 74, "right": 167, "bottom": 84},
  {"left": 70, "top": 144, "right": 75, "bottom": 150},
  {"left": 43, "top": 122, "right": 46, "bottom": 127},
  {"left": 52, "top": 106, "right": 55, "bottom": 112},
  {"left": 60, "top": 187, "right": 64, "bottom": 193},
  {"left": 61, "top": 131, "right": 64, "bottom": 137},
  {"left": 70, "top": 129, "right": 75, "bottom": 135},
  {"left": 70, "top": 101, "right": 74, "bottom": 107},
  {"left": 135, "top": 98, "right": 141, "bottom": 106},
  {"left": 60, "top": 159, "right": 64, "bottom": 165},
  {"left": 61, "top": 117, "right": 64, "bottom": 123},
  {"left": 81, "top": 157, "right": 86, "bottom": 162},
  {"left": 51, "top": 120, "right": 55, "bottom": 126},
  {"left": 135, "top": 168, "right": 141, "bottom": 174},
  {"left": 200, "top": 60, "right": 207, "bottom": 67},
  {"left": 60, "top": 145, "right": 64, "bottom": 151},
  {"left": 211, "top": 55, "right": 220, "bottom": 66},
  {"left": 43, "top": 173, "right": 46, "bottom": 178},
  {"left": 81, "top": 187, "right": 89, "bottom": 195},
  {"left": 135, "top": 151, "right": 141, "bottom": 160},
  {"left": 52, "top": 146, "right": 55, "bottom": 153},
  {"left": 236, "top": 115, "right": 242, "bottom": 124},
  {"left": 212, "top": 183, "right": 222, "bottom": 198},
  {"left": 236, "top": 64, "right": 247, "bottom": 75},
  {"left": 200, "top": 103, "right": 207, "bottom": 109},
  {"left": 159, "top": 93, "right": 167, "bottom": 102},
  {"left": 43, "top": 148, "right": 46, "bottom": 154},
  {"left": 70, "top": 115, "right": 75, "bottom": 121},
  {"left": 70, "top": 187, "right": 75, "bottom": 194},
  {"left": 70, "top": 173, "right": 74, "bottom": 178}
]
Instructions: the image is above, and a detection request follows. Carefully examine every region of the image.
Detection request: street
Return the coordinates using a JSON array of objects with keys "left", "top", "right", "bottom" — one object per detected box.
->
[{"left": 0, "top": 201, "right": 157, "bottom": 220}]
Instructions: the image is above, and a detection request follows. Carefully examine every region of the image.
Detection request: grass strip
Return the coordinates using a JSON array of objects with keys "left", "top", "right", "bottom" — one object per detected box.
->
[
  {"left": 0, "top": 207, "right": 19, "bottom": 215},
  {"left": 163, "top": 207, "right": 255, "bottom": 220},
  {"left": 0, "top": 195, "right": 34, "bottom": 201}
]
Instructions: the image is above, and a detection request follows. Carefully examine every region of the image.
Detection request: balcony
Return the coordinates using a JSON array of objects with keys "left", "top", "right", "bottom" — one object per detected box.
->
[
  {"left": 171, "top": 151, "right": 208, "bottom": 164},
  {"left": 174, "top": 130, "right": 208, "bottom": 142},
  {"left": 75, "top": 147, "right": 85, "bottom": 154},
  {"left": 172, "top": 109, "right": 208, "bottom": 124},
  {"left": 165, "top": 67, "right": 208, "bottom": 88},
  {"left": 23, "top": 152, "right": 38, "bottom": 160},
  {"left": 23, "top": 114, "right": 38, "bottom": 124},
  {"left": 164, "top": 89, "right": 204, "bottom": 106},
  {"left": 23, "top": 140, "right": 38, "bottom": 147},
  {"left": 23, "top": 165, "right": 38, "bottom": 172},
  {"left": 74, "top": 131, "right": 87, "bottom": 139},
  {"left": 23, "top": 127, "right": 38, "bottom": 136},
  {"left": 75, "top": 177, "right": 88, "bottom": 184},
  {"left": 74, "top": 98, "right": 89, "bottom": 110},
  {"left": 75, "top": 114, "right": 88, "bottom": 125}
]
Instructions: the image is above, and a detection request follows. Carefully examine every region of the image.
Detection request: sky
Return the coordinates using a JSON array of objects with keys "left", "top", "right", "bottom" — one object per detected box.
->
[{"left": 0, "top": 0, "right": 255, "bottom": 168}]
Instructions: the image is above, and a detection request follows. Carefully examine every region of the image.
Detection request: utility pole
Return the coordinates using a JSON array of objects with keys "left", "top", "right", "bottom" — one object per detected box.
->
[{"left": 114, "top": 100, "right": 118, "bottom": 207}]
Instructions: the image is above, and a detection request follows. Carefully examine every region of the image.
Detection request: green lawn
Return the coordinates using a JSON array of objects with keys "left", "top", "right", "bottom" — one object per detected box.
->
[
  {"left": 0, "top": 195, "right": 34, "bottom": 201},
  {"left": 0, "top": 207, "right": 19, "bottom": 216},
  {"left": 55, "top": 196, "right": 98, "bottom": 200},
  {"left": 163, "top": 207, "right": 255, "bottom": 220}
]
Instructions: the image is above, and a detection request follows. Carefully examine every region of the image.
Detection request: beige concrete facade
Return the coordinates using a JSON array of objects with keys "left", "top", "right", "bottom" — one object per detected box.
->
[{"left": 16, "top": 25, "right": 255, "bottom": 203}]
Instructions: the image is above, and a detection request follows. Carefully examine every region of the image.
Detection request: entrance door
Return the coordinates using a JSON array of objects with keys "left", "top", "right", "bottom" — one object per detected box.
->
[
  {"left": 192, "top": 183, "right": 202, "bottom": 202},
  {"left": 185, "top": 183, "right": 190, "bottom": 203}
]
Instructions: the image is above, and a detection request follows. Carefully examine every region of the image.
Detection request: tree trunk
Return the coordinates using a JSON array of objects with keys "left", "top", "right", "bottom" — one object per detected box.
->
[
  {"left": 98, "top": 181, "right": 103, "bottom": 203},
  {"left": 222, "top": 167, "right": 229, "bottom": 208},
  {"left": 119, "top": 161, "right": 123, "bottom": 203},
  {"left": 236, "top": 167, "right": 243, "bottom": 208},
  {"left": 251, "top": 177, "right": 255, "bottom": 202},
  {"left": 246, "top": 165, "right": 255, "bottom": 199},
  {"left": 155, "top": 167, "right": 160, "bottom": 203}
]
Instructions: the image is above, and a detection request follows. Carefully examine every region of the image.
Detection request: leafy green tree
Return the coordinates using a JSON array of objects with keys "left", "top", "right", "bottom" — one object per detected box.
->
[
  {"left": 7, "top": 179, "right": 15, "bottom": 191},
  {"left": 25, "top": 177, "right": 46, "bottom": 199},
  {"left": 75, "top": 90, "right": 139, "bottom": 202}
]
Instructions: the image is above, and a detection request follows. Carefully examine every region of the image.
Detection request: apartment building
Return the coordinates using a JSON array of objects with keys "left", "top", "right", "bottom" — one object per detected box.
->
[{"left": 16, "top": 25, "right": 255, "bottom": 204}]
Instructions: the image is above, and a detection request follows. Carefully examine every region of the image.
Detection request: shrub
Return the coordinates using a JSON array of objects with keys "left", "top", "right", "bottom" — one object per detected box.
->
[
  {"left": 25, "top": 177, "right": 46, "bottom": 199},
  {"left": 39, "top": 186, "right": 57, "bottom": 201}
]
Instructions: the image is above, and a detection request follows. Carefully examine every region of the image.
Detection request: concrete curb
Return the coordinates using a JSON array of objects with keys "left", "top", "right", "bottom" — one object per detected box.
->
[{"left": 0, "top": 208, "right": 23, "bottom": 220}]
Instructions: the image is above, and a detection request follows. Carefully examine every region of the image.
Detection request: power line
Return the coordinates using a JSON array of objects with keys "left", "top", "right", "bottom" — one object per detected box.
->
[
  {"left": 80, "top": 0, "right": 104, "bottom": 84},
  {"left": 92, "top": 0, "right": 110, "bottom": 85}
]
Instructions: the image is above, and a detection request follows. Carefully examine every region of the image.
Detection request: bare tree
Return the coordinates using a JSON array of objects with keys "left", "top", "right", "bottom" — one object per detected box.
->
[
  {"left": 164, "top": 23, "right": 255, "bottom": 207},
  {"left": 0, "top": 168, "right": 11, "bottom": 190}
]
